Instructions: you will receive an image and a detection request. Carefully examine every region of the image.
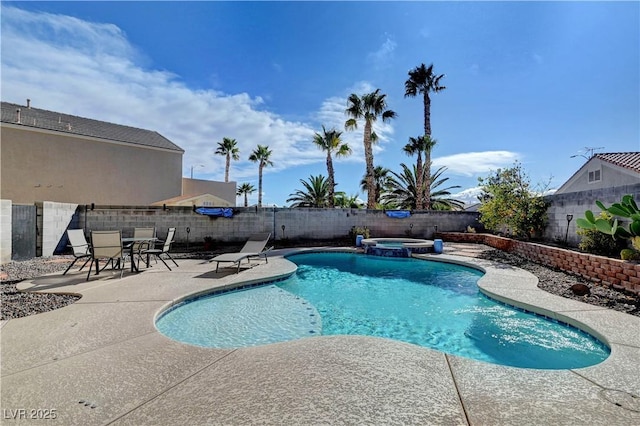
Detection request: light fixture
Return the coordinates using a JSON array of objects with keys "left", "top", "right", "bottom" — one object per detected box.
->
[
  {"left": 565, "top": 214, "right": 574, "bottom": 245},
  {"left": 190, "top": 164, "right": 205, "bottom": 179}
]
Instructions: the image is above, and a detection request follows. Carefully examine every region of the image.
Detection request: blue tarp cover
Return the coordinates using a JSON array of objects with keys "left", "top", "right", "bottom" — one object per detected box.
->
[
  {"left": 195, "top": 207, "right": 234, "bottom": 218},
  {"left": 386, "top": 210, "right": 411, "bottom": 219}
]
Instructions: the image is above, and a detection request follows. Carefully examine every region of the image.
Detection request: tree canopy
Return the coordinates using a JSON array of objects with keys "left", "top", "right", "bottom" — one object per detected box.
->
[{"left": 477, "top": 162, "right": 549, "bottom": 239}]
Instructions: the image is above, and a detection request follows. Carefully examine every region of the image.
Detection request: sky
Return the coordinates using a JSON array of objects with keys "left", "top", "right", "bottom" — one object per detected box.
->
[{"left": 2, "top": 1, "right": 638, "bottom": 207}]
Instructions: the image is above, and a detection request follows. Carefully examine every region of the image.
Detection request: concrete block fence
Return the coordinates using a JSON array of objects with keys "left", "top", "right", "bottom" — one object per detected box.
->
[
  {"left": 543, "top": 183, "right": 640, "bottom": 247},
  {"left": 437, "top": 232, "right": 640, "bottom": 295},
  {"left": 42, "top": 201, "right": 79, "bottom": 256},
  {"left": 0, "top": 199, "right": 11, "bottom": 263},
  {"left": 80, "top": 206, "right": 482, "bottom": 246}
]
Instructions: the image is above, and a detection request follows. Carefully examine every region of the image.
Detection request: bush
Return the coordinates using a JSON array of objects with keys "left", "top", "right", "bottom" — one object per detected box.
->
[
  {"left": 621, "top": 249, "right": 640, "bottom": 261},
  {"left": 577, "top": 226, "right": 626, "bottom": 257},
  {"left": 349, "top": 226, "right": 370, "bottom": 239},
  {"left": 477, "top": 162, "right": 549, "bottom": 240}
]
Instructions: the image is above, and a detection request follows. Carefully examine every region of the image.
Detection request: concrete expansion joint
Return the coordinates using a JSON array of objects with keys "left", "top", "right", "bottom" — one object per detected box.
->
[
  {"left": 444, "top": 354, "right": 471, "bottom": 426},
  {"left": 104, "top": 349, "right": 239, "bottom": 425},
  {"left": 569, "top": 369, "right": 640, "bottom": 412},
  {"left": 1, "top": 329, "right": 161, "bottom": 379}
]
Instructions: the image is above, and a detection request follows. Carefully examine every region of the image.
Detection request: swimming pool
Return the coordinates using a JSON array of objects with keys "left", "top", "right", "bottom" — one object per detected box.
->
[{"left": 156, "top": 252, "right": 610, "bottom": 369}]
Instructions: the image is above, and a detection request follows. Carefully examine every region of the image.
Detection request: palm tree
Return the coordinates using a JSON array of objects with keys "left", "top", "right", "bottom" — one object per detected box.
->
[
  {"left": 359, "top": 165, "right": 392, "bottom": 206},
  {"left": 345, "top": 89, "right": 396, "bottom": 209},
  {"left": 334, "top": 192, "right": 364, "bottom": 208},
  {"left": 236, "top": 182, "right": 256, "bottom": 207},
  {"left": 403, "top": 135, "right": 437, "bottom": 210},
  {"left": 312, "top": 126, "right": 351, "bottom": 208},
  {"left": 248, "top": 145, "right": 273, "bottom": 207},
  {"left": 428, "top": 166, "right": 465, "bottom": 211},
  {"left": 286, "top": 175, "right": 330, "bottom": 208},
  {"left": 381, "top": 164, "right": 463, "bottom": 210},
  {"left": 215, "top": 137, "right": 240, "bottom": 183},
  {"left": 404, "top": 63, "right": 446, "bottom": 209}
]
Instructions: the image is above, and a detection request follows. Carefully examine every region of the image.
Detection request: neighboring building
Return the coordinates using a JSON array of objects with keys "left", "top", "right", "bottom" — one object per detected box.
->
[
  {"left": 1, "top": 100, "right": 184, "bottom": 205},
  {"left": 181, "top": 178, "right": 236, "bottom": 206},
  {"left": 555, "top": 152, "right": 640, "bottom": 194},
  {"left": 544, "top": 152, "right": 640, "bottom": 246},
  {"left": 151, "top": 193, "right": 233, "bottom": 207}
]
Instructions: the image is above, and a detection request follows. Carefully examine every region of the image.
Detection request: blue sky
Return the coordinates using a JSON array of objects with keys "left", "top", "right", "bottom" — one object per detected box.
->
[{"left": 2, "top": 1, "right": 638, "bottom": 207}]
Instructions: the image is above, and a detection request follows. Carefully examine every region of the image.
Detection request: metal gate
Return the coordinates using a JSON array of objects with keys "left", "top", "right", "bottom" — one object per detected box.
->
[{"left": 11, "top": 204, "right": 37, "bottom": 260}]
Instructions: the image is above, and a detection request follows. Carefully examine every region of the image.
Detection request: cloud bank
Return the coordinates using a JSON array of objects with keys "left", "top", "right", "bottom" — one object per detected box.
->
[{"left": 0, "top": 6, "right": 348, "bottom": 181}]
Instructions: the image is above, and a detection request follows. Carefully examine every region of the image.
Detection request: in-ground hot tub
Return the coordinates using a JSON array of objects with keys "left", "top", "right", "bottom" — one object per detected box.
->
[{"left": 361, "top": 238, "right": 434, "bottom": 257}]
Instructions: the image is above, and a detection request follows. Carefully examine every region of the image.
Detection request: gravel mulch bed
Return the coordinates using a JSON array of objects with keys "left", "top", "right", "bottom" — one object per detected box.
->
[
  {"left": 2, "top": 247, "right": 639, "bottom": 320},
  {"left": 478, "top": 249, "right": 640, "bottom": 317}
]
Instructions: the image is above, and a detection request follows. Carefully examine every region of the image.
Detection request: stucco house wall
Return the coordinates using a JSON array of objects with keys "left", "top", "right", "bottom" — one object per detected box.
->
[
  {"left": 182, "top": 178, "right": 236, "bottom": 206},
  {"left": 556, "top": 155, "right": 639, "bottom": 194},
  {"left": 1, "top": 126, "right": 183, "bottom": 205}
]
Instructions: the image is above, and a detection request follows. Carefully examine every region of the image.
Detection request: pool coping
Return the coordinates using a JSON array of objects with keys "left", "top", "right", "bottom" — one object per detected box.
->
[{"left": 2, "top": 245, "right": 639, "bottom": 424}]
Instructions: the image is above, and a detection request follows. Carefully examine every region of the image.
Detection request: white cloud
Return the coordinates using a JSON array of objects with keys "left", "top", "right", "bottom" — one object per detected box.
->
[
  {"left": 1, "top": 6, "right": 401, "bottom": 186},
  {"left": 367, "top": 35, "right": 396, "bottom": 70},
  {"left": 0, "top": 6, "right": 325, "bottom": 182},
  {"left": 315, "top": 81, "right": 396, "bottom": 161},
  {"left": 432, "top": 151, "right": 520, "bottom": 177}
]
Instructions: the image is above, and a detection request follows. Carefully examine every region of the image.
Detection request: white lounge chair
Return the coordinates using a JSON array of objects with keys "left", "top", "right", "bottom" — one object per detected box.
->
[
  {"left": 209, "top": 233, "right": 272, "bottom": 273},
  {"left": 63, "top": 229, "right": 92, "bottom": 275}
]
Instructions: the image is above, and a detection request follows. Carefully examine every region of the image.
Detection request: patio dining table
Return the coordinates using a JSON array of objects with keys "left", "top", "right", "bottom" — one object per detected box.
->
[{"left": 121, "top": 237, "right": 158, "bottom": 273}]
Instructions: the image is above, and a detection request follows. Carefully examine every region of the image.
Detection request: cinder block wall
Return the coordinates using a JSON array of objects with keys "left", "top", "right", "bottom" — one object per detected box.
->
[
  {"left": 0, "top": 199, "right": 12, "bottom": 263},
  {"left": 79, "top": 206, "right": 481, "bottom": 245},
  {"left": 438, "top": 232, "right": 640, "bottom": 295},
  {"left": 544, "top": 183, "right": 640, "bottom": 247},
  {"left": 42, "top": 202, "right": 79, "bottom": 256}
]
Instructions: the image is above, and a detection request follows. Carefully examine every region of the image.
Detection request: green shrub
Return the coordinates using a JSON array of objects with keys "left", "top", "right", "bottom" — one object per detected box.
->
[
  {"left": 577, "top": 213, "right": 626, "bottom": 256},
  {"left": 621, "top": 249, "right": 640, "bottom": 261},
  {"left": 349, "top": 226, "right": 370, "bottom": 239}
]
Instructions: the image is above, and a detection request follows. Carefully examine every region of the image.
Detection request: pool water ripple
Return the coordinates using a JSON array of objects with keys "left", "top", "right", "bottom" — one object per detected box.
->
[
  {"left": 156, "top": 285, "right": 321, "bottom": 348},
  {"left": 156, "top": 252, "right": 609, "bottom": 369}
]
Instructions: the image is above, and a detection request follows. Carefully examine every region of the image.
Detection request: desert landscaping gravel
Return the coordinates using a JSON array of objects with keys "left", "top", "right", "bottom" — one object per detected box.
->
[{"left": 1, "top": 247, "right": 638, "bottom": 320}]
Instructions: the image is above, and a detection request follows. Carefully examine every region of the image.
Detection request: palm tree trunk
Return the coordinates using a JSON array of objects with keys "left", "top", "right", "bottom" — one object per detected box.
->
[
  {"left": 423, "top": 92, "right": 432, "bottom": 210},
  {"left": 416, "top": 153, "right": 423, "bottom": 210},
  {"left": 424, "top": 150, "right": 432, "bottom": 210},
  {"left": 364, "top": 121, "right": 375, "bottom": 209},
  {"left": 326, "top": 153, "right": 335, "bottom": 208},
  {"left": 244, "top": 193, "right": 248, "bottom": 207},
  {"left": 258, "top": 164, "right": 264, "bottom": 207},
  {"left": 423, "top": 92, "right": 432, "bottom": 136},
  {"left": 225, "top": 154, "right": 230, "bottom": 182}
]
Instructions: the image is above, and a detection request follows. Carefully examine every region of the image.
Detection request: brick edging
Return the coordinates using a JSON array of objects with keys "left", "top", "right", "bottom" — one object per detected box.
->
[{"left": 436, "top": 232, "right": 640, "bottom": 295}]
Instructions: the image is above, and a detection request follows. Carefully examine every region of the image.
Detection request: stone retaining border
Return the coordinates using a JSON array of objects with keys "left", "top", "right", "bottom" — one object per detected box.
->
[{"left": 436, "top": 232, "right": 640, "bottom": 295}]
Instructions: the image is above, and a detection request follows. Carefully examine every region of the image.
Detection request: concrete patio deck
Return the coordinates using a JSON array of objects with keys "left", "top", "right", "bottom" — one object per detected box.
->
[{"left": 1, "top": 245, "right": 639, "bottom": 425}]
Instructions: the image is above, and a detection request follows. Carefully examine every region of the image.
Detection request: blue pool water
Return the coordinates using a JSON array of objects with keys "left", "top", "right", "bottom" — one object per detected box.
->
[{"left": 156, "top": 252, "right": 610, "bottom": 369}]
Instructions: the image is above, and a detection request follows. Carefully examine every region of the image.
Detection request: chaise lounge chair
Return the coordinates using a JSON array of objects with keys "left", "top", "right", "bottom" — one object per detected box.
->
[{"left": 209, "top": 232, "right": 272, "bottom": 273}]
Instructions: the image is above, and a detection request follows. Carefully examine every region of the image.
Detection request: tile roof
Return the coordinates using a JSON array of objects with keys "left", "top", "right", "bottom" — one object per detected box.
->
[
  {"left": 1, "top": 101, "right": 183, "bottom": 152},
  {"left": 594, "top": 152, "right": 640, "bottom": 174}
]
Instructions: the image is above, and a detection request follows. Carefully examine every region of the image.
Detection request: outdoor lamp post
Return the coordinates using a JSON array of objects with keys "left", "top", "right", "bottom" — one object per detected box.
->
[
  {"left": 565, "top": 214, "right": 574, "bottom": 245},
  {"left": 190, "top": 164, "right": 204, "bottom": 179}
]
